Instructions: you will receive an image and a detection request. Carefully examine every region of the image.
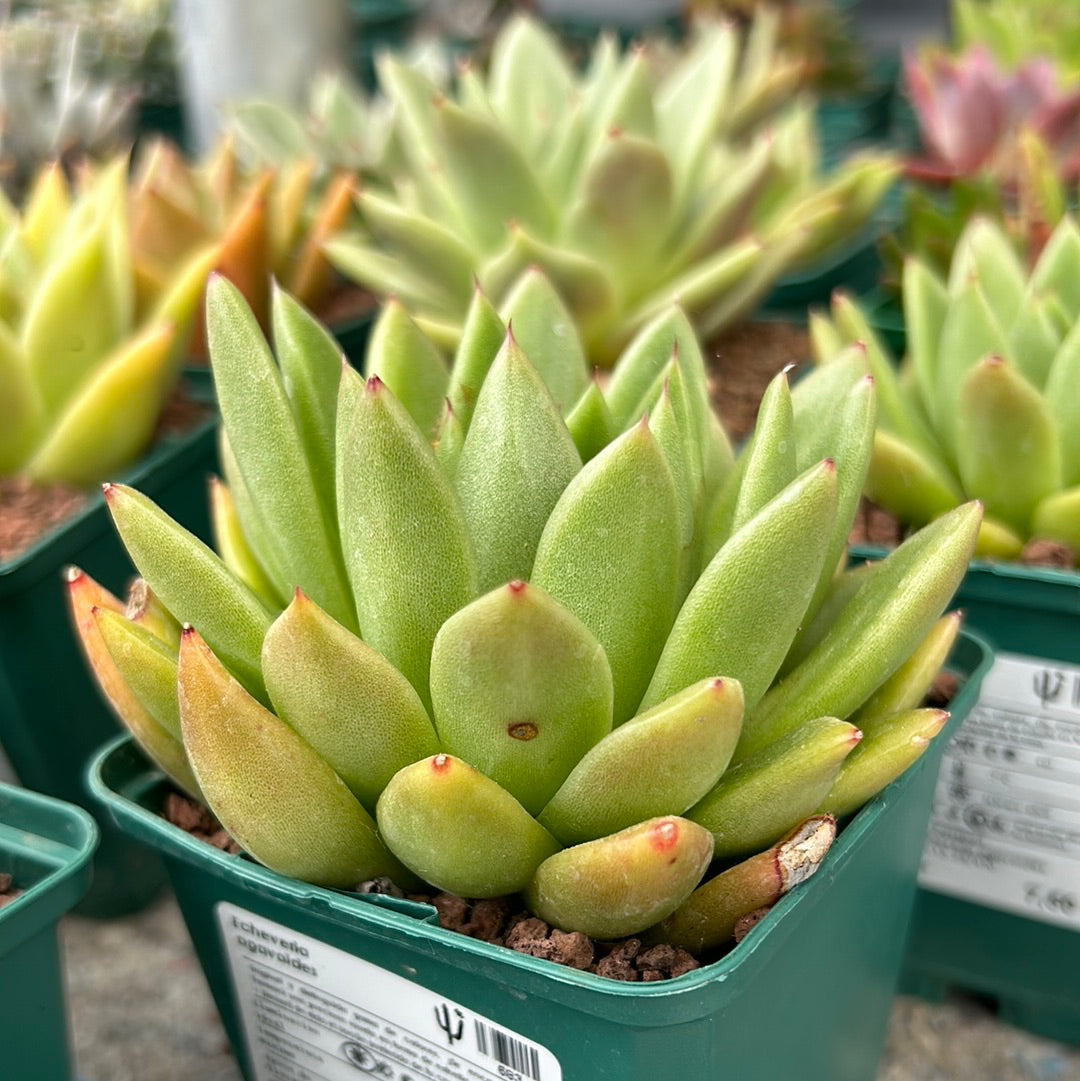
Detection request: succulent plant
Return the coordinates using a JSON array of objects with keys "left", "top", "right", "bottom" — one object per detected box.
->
[
  {"left": 903, "top": 45, "right": 1080, "bottom": 186},
  {"left": 811, "top": 212, "right": 1080, "bottom": 561},
  {"left": 325, "top": 12, "right": 897, "bottom": 362},
  {"left": 0, "top": 159, "right": 215, "bottom": 484},
  {"left": 953, "top": 0, "right": 1080, "bottom": 84},
  {"left": 0, "top": 18, "right": 135, "bottom": 198},
  {"left": 129, "top": 137, "right": 358, "bottom": 345},
  {"left": 71, "top": 274, "right": 978, "bottom": 951},
  {"left": 225, "top": 71, "right": 396, "bottom": 181}
]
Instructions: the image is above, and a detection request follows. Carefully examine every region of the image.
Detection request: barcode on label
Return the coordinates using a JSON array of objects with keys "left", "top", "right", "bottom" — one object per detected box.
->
[{"left": 475, "top": 1019, "right": 542, "bottom": 1080}]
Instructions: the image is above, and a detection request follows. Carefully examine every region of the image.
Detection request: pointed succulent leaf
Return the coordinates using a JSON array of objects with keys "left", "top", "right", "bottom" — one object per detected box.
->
[
  {"left": 1007, "top": 296, "right": 1063, "bottom": 391},
  {"left": 643, "top": 459, "right": 838, "bottom": 715},
  {"left": 218, "top": 429, "right": 296, "bottom": 603},
  {"left": 1031, "top": 486, "right": 1080, "bottom": 554},
  {"left": 179, "top": 627, "right": 409, "bottom": 888},
  {"left": 865, "top": 429, "right": 964, "bottom": 528},
  {"left": 934, "top": 281, "right": 1012, "bottom": 461},
  {"left": 731, "top": 367, "right": 797, "bottom": 533},
  {"left": 524, "top": 817, "right": 714, "bottom": 940},
  {"left": 589, "top": 48, "right": 657, "bottom": 147},
  {"left": 649, "top": 382, "right": 695, "bottom": 561},
  {"left": 690, "top": 717, "right": 859, "bottom": 859},
  {"left": 480, "top": 226, "right": 617, "bottom": 357},
  {"left": 955, "top": 356, "right": 1061, "bottom": 535},
  {"left": 262, "top": 592, "right": 439, "bottom": 815},
  {"left": 790, "top": 345, "right": 870, "bottom": 466},
  {"left": 539, "top": 677, "right": 744, "bottom": 846},
  {"left": 948, "top": 217, "right": 1026, "bottom": 327},
  {"left": 648, "top": 815, "right": 835, "bottom": 955},
  {"left": 781, "top": 561, "right": 881, "bottom": 678},
  {"left": 975, "top": 515, "right": 1025, "bottom": 560},
  {"left": 565, "top": 379, "right": 617, "bottom": 464},
  {"left": 26, "top": 323, "right": 176, "bottom": 486},
  {"left": 68, "top": 568, "right": 198, "bottom": 798},
  {"left": 488, "top": 15, "right": 575, "bottom": 160},
  {"left": 854, "top": 613, "right": 962, "bottom": 728},
  {"left": 364, "top": 299, "right": 450, "bottom": 441},
  {"left": 336, "top": 370, "right": 477, "bottom": 711},
  {"left": 902, "top": 255, "right": 949, "bottom": 410},
  {"left": 1030, "top": 216, "right": 1080, "bottom": 313},
  {"left": 104, "top": 484, "right": 273, "bottom": 701},
  {"left": 499, "top": 268, "right": 590, "bottom": 412},
  {"left": 377, "top": 754, "right": 562, "bottom": 898},
  {"left": 433, "top": 399, "right": 466, "bottom": 479},
  {"left": 429, "top": 581, "right": 612, "bottom": 816},
  {"left": 434, "top": 98, "right": 557, "bottom": 253},
  {"left": 740, "top": 502, "right": 981, "bottom": 759},
  {"left": 821, "top": 709, "right": 948, "bottom": 819},
  {"left": 567, "top": 132, "right": 673, "bottom": 297},
  {"left": 356, "top": 189, "right": 476, "bottom": 315},
  {"left": 446, "top": 285, "right": 506, "bottom": 432},
  {"left": 22, "top": 215, "right": 122, "bottom": 414},
  {"left": 208, "top": 277, "right": 355, "bottom": 628},
  {"left": 454, "top": 333, "right": 582, "bottom": 592},
  {"left": 1043, "top": 321, "right": 1080, "bottom": 487},
  {"left": 271, "top": 285, "right": 347, "bottom": 525},
  {"left": 532, "top": 423, "right": 680, "bottom": 725},
  {"left": 0, "top": 322, "right": 39, "bottom": 474}
]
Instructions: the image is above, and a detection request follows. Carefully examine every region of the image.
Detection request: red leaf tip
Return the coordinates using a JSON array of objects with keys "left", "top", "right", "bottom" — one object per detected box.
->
[
  {"left": 507, "top": 580, "right": 527, "bottom": 594},
  {"left": 431, "top": 754, "right": 451, "bottom": 773},
  {"left": 650, "top": 819, "right": 680, "bottom": 852}
]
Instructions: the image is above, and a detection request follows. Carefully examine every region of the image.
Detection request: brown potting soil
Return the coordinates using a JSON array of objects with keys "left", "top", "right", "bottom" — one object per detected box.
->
[
  {"left": 0, "top": 385, "right": 212, "bottom": 565},
  {"left": 0, "top": 871, "right": 23, "bottom": 910},
  {"left": 849, "top": 498, "right": 1078, "bottom": 571},
  {"left": 162, "top": 790, "right": 706, "bottom": 981},
  {"left": 705, "top": 320, "right": 811, "bottom": 443}
]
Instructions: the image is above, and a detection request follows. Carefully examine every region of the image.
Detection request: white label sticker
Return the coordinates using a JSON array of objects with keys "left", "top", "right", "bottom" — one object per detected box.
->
[
  {"left": 217, "top": 902, "right": 563, "bottom": 1081},
  {"left": 918, "top": 652, "right": 1080, "bottom": 931}
]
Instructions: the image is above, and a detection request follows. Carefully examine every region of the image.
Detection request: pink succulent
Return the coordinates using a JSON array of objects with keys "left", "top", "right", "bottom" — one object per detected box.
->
[{"left": 904, "top": 45, "right": 1080, "bottom": 183}]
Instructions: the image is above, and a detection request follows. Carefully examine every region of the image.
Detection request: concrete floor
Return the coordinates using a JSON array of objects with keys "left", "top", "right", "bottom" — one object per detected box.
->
[{"left": 59, "top": 893, "right": 1080, "bottom": 1081}]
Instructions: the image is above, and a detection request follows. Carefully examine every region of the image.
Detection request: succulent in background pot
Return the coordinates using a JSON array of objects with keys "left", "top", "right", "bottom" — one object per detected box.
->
[
  {"left": 811, "top": 212, "right": 1080, "bottom": 562},
  {"left": 326, "top": 12, "right": 896, "bottom": 362}
]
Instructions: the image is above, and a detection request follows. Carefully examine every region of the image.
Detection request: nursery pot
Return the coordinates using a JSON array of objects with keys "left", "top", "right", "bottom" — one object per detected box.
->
[
  {"left": 891, "top": 561, "right": 1080, "bottom": 1045},
  {"left": 89, "top": 631, "right": 990, "bottom": 1081},
  {"left": 0, "top": 385, "right": 218, "bottom": 917},
  {"left": 0, "top": 782, "right": 98, "bottom": 1080}
]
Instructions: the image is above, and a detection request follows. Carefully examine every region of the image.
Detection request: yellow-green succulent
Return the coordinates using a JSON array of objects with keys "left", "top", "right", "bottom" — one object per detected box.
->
[
  {"left": 72, "top": 275, "right": 978, "bottom": 951},
  {"left": 811, "top": 213, "right": 1080, "bottom": 560},
  {"left": 325, "top": 12, "right": 897, "bottom": 363},
  {"left": 0, "top": 159, "right": 214, "bottom": 485}
]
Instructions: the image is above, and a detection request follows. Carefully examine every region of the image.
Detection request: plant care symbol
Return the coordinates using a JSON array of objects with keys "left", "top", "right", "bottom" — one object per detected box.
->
[
  {"left": 435, "top": 1003, "right": 465, "bottom": 1045},
  {"left": 1033, "top": 669, "right": 1065, "bottom": 707},
  {"left": 341, "top": 1041, "right": 390, "bottom": 1075}
]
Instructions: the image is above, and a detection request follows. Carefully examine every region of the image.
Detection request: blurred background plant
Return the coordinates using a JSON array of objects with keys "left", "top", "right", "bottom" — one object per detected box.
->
[{"left": 0, "top": 0, "right": 178, "bottom": 198}]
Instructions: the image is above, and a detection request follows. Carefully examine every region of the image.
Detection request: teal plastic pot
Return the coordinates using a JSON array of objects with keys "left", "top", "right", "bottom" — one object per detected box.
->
[
  {"left": 848, "top": 552, "right": 1080, "bottom": 1044},
  {"left": 0, "top": 385, "right": 218, "bottom": 917},
  {"left": 0, "top": 782, "right": 98, "bottom": 1081},
  {"left": 89, "top": 630, "right": 990, "bottom": 1081}
]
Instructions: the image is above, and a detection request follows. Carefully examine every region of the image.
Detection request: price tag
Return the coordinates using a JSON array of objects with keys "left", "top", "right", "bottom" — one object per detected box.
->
[
  {"left": 918, "top": 652, "right": 1080, "bottom": 930},
  {"left": 218, "top": 902, "right": 563, "bottom": 1081}
]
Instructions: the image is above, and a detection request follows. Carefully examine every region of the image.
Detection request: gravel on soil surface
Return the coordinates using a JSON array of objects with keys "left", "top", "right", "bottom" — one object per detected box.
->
[{"left": 62, "top": 894, "right": 1080, "bottom": 1081}]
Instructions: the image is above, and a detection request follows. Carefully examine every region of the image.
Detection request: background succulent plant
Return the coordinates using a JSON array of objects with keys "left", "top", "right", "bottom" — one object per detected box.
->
[
  {"left": 72, "top": 275, "right": 978, "bottom": 952},
  {"left": 325, "top": 11, "right": 896, "bottom": 362},
  {"left": 0, "top": 17, "right": 135, "bottom": 199},
  {"left": 129, "top": 136, "right": 357, "bottom": 344},
  {"left": 0, "top": 159, "right": 214, "bottom": 484},
  {"left": 225, "top": 71, "right": 396, "bottom": 182},
  {"left": 812, "top": 212, "right": 1080, "bottom": 561},
  {"left": 952, "top": 0, "right": 1080, "bottom": 84}
]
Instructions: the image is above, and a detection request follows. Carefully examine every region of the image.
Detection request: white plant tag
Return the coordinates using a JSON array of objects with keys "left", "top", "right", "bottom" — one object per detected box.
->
[
  {"left": 218, "top": 902, "right": 563, "bottom": 1081},
  {"left": 918, "top": 652, "right": 1080, "bottom": 931}
]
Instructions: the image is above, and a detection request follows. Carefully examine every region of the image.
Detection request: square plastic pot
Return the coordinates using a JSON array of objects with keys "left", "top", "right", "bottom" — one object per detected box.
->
[
  {"left": 0, "top": 782, "right": 98, "bottom": 1081},
  {"left": 88, "top": 630, "right": 990, "bottom": 1081},
  {"left": 851, "top": 551, "right": 1080, "bottom": 1045},
  {"left": 0, "top": 385, "right": 218, "bottom": 917}
]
